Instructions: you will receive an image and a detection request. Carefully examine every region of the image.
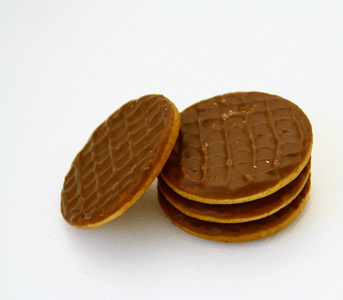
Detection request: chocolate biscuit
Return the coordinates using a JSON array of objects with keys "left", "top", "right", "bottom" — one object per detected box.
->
[
  {"left": 161, "top": 92, "right": 313, "bottom": 204},
  {"left": 61, "top": 94, "right": 180, "bottom": 228}
]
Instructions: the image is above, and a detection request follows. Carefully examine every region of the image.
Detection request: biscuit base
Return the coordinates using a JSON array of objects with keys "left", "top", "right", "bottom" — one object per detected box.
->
[{"left": 158, "top": 177, "right": 310, "bottom": 242}]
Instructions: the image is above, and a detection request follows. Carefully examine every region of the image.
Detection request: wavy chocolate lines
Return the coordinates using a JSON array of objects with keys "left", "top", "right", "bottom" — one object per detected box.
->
[
  {"left": 241, "top": 93, "right": 256, "bottom": 178},
  {"left": 74, "top": 156, "right": 82, "bottom": 208},
  {"left": 88, "top": 133, "right": 103, "bottom": 218},
  {"left": 221, "top": 109, "right": 232, "bottom": 183},
  {"left": 290, "top": 105, "right": 303, "bottom": 155},
  {"left": 197, "top": 108, "right": 208, "bottom": 181},
  {"left": 61, "top": 95, "right": 177, "bottom": 226},
  {"left": 105, "top": 119, "right": 116, "bottom": 180},
  {"left": 265, "top": 98, "right": 281, "bottom": 167},
  {"left": 122, "top": 105, "right": 134, "bottom": 167}
]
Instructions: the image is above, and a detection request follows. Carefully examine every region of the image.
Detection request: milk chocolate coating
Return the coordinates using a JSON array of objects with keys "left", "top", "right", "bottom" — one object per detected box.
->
[
  {"left": 158, "top": 177, "right": 311, "bottom": 242},
  {"left": 158, "top": 160, "right": 310, "bottom": 223},
  {"left": 61, "top": 95, "right": 179, "bottom": 228},
  {"left": 162, "top": 92, "right": 313, "bottom": 203}
]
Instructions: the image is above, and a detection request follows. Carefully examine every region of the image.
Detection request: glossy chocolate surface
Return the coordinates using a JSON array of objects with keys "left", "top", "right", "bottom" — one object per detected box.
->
[
  {"left": 61, "top": 95, "right": 178, "bottom": 227},
  {"left": 162, "top": 92, "right": 312, "bottom": 202}
]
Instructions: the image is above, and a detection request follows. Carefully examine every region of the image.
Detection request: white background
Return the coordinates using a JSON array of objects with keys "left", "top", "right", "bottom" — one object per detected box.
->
[{"left": 1, "top": 0, "right": 343, "bottom": 299}]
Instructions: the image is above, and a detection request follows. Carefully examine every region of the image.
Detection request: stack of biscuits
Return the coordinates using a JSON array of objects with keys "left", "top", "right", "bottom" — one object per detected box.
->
[
  {"left": 61, "top": 92, "right": 312, "bottom": 243},
  {"left": 158, "top": 92, "right": 313, "bottom": 242}
]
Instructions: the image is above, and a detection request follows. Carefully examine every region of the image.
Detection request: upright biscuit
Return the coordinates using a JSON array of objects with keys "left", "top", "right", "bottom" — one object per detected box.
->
[
  {"left": 161, "top": 92, "right": 313, "bottom": 204},
  {"left": 61, "top": 95, "right": 180, "bottom": 228}
]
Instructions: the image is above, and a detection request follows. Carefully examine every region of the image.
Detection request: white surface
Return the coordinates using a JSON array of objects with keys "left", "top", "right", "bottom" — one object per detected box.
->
[{"left": 1, "top": 0, "right": 343, "bottom": 299}]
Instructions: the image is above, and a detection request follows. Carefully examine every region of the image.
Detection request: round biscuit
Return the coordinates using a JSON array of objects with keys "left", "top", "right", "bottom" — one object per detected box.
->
[
  {"left": 162, "top": 91, "right": 313, "bottom": 204},
  {"left": 61, "top": 94, "right": 180, "bottom": 228}
]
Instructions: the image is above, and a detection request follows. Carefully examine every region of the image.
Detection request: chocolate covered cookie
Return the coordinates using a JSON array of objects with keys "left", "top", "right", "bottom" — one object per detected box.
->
[
  {"left": 161, "top": 92, "right": 313, "bottom": 204},
  {"left": 61, "top": 95, "right": 180, "bottom": 228}
]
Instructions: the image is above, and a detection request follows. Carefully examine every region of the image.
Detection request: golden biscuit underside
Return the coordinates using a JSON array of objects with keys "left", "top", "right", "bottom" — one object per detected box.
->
[{"left": 158, "top": 177, "right": 311, "bottom": 242}]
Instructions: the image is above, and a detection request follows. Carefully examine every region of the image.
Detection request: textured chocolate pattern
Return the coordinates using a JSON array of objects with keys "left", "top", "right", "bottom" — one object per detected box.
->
[
  {"left": 158, "top": 177, "right": 310, "bottom": 242},
  {"left": 61, "top": 95, "right": 179, "bottom": 228},
  {"left": 162, "top": 92, "right": 312, "bottom": 203},
  {"left": 158, "top": 161, "right": 310, "bottom": 223}
]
